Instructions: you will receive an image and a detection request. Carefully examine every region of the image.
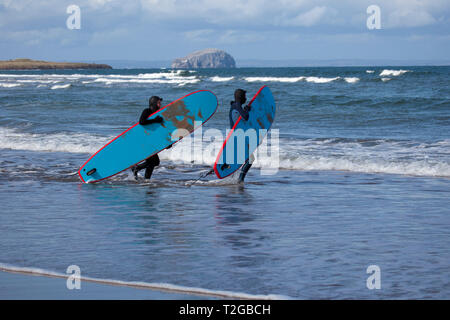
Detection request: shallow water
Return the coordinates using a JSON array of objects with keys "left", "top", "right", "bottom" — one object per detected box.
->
[{"left": 0, "top": 67, "right": 449, "bottom": 298}]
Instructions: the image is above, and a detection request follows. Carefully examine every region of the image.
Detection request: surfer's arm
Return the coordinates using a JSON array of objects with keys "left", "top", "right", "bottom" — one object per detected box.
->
[
  {"left": 235, "top": 102, "right": 250, "bottom": 121},
  {"left": 139, "top": 109, "right": 163, "bottom": 125}
]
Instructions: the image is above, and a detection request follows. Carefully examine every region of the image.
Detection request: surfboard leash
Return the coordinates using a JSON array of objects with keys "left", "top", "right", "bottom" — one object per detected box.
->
[{"left": 189, "top": 168, "right": 214, "bottom": 186}]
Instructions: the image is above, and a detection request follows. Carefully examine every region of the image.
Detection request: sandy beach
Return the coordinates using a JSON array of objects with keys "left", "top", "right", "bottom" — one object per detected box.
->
[{"left": 0, "top": 270, "right": 209, "bottom": 300}]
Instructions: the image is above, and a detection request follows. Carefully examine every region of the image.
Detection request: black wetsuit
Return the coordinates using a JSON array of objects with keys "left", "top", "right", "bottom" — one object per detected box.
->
[
  {"left": 229, "top": 101, "right": 250, "bottom": 128},
  {"left": 133, "top": 108, "right": 162, "bottom": 179},
  {"left": 229, "top": 101, "right": 252, "bottom": 182}
]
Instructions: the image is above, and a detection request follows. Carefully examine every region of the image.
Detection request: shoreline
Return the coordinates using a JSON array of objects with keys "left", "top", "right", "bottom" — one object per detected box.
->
[
  {"left": 0, "top": 264, "right": 283, "bottom": 300},
  {"left": 0, "top": 270, "right": 205, "bottom": 300}
]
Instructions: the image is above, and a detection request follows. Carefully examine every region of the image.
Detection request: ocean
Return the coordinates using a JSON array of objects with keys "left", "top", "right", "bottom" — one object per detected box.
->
[{"left": 0, "top": 66, "right": 449, "bottom": 299}]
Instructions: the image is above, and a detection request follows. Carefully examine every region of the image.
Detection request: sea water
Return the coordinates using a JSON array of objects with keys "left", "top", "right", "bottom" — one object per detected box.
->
[{"left": 0, "top": 67, "right": 449, "bottom": 299}]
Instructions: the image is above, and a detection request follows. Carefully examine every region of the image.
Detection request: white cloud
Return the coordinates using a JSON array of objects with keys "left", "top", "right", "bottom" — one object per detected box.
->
[
  {"left": 2, "top": 28, "right": 69, "bottom": 45},
  {"left": 183, "top": 29, "right": 215, "bottom": 41},
  {"left": 216, "top": 29, "right": 266, "bottom": 44},
  {"left": 386, "top": 8, "right": 437, "bottom": 28},
  {"left": 1, "top": 0, "right": 450, "bottom": 60},
  {"left": 1, "top": 0, "right": 449, "bottom": 31},
  {"left": 282, "top": 6, "right": 329, "bottom": 27}
]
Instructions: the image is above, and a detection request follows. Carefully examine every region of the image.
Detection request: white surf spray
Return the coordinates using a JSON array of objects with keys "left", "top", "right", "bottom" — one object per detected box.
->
[{"left": 379, "top": 69, "right": 410, "bottom": 76}]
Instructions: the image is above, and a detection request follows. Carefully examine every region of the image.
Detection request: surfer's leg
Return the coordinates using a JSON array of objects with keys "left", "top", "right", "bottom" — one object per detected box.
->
[
  {"left": 238, "top": 154, "right": 254, "bottom": 183},
  {"left": 238, "top": 161, "right": 252, "bottom": 183},
  {"left": 144, "top": 154, "right": 160, "bottom": 179},
  {"left": 144, "top": 165, "right": 155, "bottom": 179},
  {"left": 132, "top": 160, "right": 149, "bottom": 179}
]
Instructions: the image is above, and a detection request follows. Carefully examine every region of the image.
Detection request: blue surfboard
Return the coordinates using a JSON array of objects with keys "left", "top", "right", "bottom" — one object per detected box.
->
[
  {"left": 79, "top": 90, "right": 218, "bottom": 183},
  {"left": 214, "top": 86, "right": 276, "bottom": 179}
]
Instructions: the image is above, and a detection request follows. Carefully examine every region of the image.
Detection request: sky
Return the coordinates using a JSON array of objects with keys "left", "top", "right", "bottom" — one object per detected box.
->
[{"left": 1, "top": 0, "right": 449, "bottom": 64}]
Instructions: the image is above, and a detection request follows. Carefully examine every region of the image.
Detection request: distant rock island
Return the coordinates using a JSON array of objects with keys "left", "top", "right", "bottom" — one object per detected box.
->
[
  {"left": 172, "top": 49, "right": 236, "bottom": 69},
  {"left": 0, "top": 58, "right": 112, "bottom": 70}
]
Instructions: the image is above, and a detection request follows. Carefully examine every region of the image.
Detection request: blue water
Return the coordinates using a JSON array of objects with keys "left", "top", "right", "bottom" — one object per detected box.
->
[{"left": 0, "top": 67, "right": 449, "bottom": 299}]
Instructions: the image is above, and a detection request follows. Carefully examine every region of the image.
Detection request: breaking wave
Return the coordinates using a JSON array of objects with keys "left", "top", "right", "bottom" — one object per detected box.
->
[
  {"left": 0, "top": 127, "right": 448, "bottom": 178},
  {"left": 51, "top": 84, "right": 71, "bottom": 90},
  {"left": 379, "top": 69, "right": 410, "bottom": 76}
]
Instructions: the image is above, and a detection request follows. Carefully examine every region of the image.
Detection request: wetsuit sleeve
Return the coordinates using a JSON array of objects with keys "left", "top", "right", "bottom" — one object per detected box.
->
[
  {"left": 139, "top": 109, "right": 160, "bottom": 125},
  {"left": 234, "top": 102, "right": 250, "bottom": 121}
]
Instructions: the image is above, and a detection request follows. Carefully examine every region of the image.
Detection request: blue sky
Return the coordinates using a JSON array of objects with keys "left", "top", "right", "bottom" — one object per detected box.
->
[{"left": 1, "top": 0, "right": 449, "bottom": 63}]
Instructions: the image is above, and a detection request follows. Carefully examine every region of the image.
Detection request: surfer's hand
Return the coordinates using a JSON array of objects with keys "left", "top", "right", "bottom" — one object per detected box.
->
[
  {"left": 244, "top": 105, "right": 251, "bottom": 112},
  {"left": 155, "top": 116, "right": 164, "bottom": 123}
]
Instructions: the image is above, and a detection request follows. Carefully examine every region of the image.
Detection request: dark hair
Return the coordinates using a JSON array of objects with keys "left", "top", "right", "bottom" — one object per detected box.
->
[
  {"left": 148, "top": 96, "right": 163, "bottom": 112},
  {"left": 234, "top": 89, "right": 247, "bottom": 104}
]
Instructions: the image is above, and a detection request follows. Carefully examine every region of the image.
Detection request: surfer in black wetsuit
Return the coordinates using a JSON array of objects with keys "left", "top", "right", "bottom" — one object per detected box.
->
[
  {"left": 131, "top": 96, "right": 165, "bottom": 180},
  {"left": 229, "top": 89, "right": 253, "bottom": 183}
]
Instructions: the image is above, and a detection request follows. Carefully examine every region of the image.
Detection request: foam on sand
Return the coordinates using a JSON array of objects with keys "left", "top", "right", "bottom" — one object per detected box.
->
[{"left": 0, "top": 263, "right": 289, "bottom": 300}]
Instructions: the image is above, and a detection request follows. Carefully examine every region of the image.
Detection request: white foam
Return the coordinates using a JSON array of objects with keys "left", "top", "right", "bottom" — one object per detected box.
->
[
  {"left": 92, "top": 77, "right": 199, "bottom": 85},
  {"left": 244, "top": 76, "right": 340, "bottom": 84},
  {"left": 0, "top": 263, "right": 288, "bottom": 300},
  {"left": 0, "top": 71, "right": 200, "bottom": 88},
  {"left": 50, "top": 84, "right": 71, "bottom": 90},
  {"left": 381, "top": 77, "right": 391, "bottom": 82},
  {"left": 244, "top": 76, "right": 306, "bottom": 83},
  {"left": 2, "top": 127, "right": 448, "bottom": 178},
  {"left": 379, "top": 69, "right": 410, "bottom": 76},
  {"left": 162, "top": 136, "right": 450, "bottom": 178},
  {"left": 277, "top": 138, "right": 450, "bottom": 177},
  {"left": 0, "top": 82, "right": 21, "bottom": 88},
  {"left": 0, "top": 127, "right": 107, "bottom": 154},
  {"left": 0, "top": 127, "right": 450, "bottom": 177},
  {"left": 344, "top": 77, "right": 359, "bottom": 83},
  {"left": 210, "top": 76, "right": 234, "bottom": 82},
  {"left": 17, "top": 80, "right": 61, "bottom": 84},
  {"left": 366, "top": 70, "right": 375, "bottom": 73},
  {"left": 278, "top": 155, "right": 450, "bottom": 177},
  {"left": 305, "top": 76, "right": 340, "bottom": 83}
]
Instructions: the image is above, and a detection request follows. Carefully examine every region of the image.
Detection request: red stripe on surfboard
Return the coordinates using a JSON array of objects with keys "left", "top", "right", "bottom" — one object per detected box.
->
[
  {"left": 213, "top": 85, "right": 267, "bottom": 179},
  {"left": 78, "top": 90, "right": 218, "bottom": 183}
]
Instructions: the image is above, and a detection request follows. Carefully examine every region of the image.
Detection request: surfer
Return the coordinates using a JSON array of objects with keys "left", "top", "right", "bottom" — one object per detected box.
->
[
  {"left": 230, "top": 89, "right": 253, "bottom": 183},
  {"left": 131, "top": 96, "right": 165, "bottom": 180}
]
